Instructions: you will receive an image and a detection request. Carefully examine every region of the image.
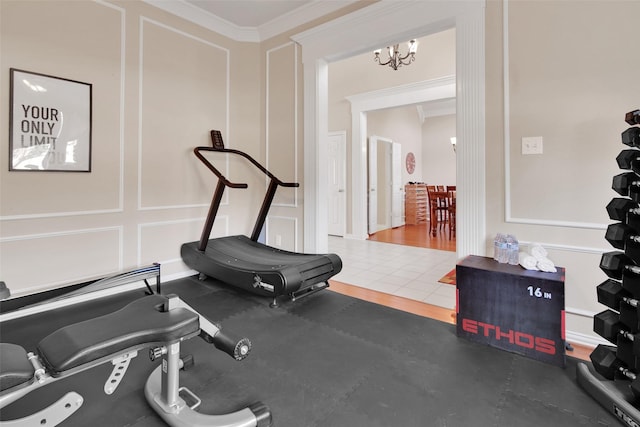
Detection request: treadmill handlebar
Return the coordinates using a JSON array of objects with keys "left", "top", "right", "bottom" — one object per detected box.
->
[
  {"left": 194, "top": 147, "right": 248, "bottom": 189},
  {"left": 194, "top": 146, "right": 299, "bottom": 189}
]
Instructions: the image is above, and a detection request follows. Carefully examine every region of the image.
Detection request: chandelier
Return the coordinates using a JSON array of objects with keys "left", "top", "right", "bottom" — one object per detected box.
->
[{"left": 374, "top": 40, "right": 418, "bottom": 70}]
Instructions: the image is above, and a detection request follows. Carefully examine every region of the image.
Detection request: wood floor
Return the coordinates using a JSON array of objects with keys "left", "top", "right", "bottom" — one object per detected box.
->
[
  {"left": 332, "top": 222, "right": 593, "bottom": 362},
  {"left": 368, "top": 222, "right": 456, "bottom": 251}
]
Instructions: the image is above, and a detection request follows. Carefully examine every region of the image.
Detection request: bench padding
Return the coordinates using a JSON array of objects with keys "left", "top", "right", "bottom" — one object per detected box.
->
[
  {"left": 36, "top": 295, "right": 199, "bottom": 375},
  {"left": 0, "top": 343, "right": 35, "bottom": 391}
]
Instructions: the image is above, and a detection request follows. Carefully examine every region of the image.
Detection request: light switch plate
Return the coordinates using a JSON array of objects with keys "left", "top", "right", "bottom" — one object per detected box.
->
[{"left": 522, "top": 136, "right": 543, "bottom": 155}]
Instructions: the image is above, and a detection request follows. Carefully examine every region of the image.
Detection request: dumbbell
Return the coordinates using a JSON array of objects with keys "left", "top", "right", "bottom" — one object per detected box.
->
[
  {"left": 594, "top": 309, "right": 640, "bottom": 348},
  {"left": 620, "top": 302, "right": 640, "bottom": 334},
  {"left": 597, "top": 278, "right": 635, "bottom": 309},
  {"left": 623, "top": 127, "right": 640, "bottom": 148},
  {"left": 605, "top": 223, "right": 640, "bottom": 262},
  {"left": 600, "top": 251, "right": 640, "bottom": 281},
  {"left": 617, "top": 334, "right": 640, "bottom": 372},
  {"left": 607, "top": 198, "right": 638, "bottom": 221},
  {"left": 616, "top": 149, "right": 640, "bottom": 172},
  {"left": 626, "top": 110, "right": 640, "bottom": 126},
  {"left": 600, "top": 251, "right": 640, "bottom": 294},
  {"left": 606, "top": 198, "right": 640, "bottom": 233},
  {"left": 590, "top": 344, "right": 640, "bottom": 399},
  {"left": 612, "top": 172, "right": 640, "bottom": 202},
  {"left": 594, "top": 309, "right": 626, "bottom": 343},
  {"left": 597, "top": 279, "right": 640, "bottom": 332}
]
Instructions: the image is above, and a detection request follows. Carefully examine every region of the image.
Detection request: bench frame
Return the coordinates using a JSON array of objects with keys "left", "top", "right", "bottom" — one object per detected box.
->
[{"left": 0, "top": 295, "right": 271, "bottom": 427}]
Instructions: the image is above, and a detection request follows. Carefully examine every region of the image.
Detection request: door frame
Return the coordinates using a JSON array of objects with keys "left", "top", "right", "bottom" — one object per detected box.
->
[
  {"left": 327, "top": 131, "right": 346, "bottom": 237},
  {"left": 292, "top": 0, "right": 486, "bottom": 257}
]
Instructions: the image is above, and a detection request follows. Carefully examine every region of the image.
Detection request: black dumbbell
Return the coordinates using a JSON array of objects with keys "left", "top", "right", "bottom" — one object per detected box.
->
[
  {"left": 594, "top": 310, "right": 640, "bottom": 353},
  {"left": 594, "top": 309, "right": 626, "bottom": 343},
  {"left": 600, "top": 251, "right": 640, "bottom": 293},
  {"left": 600, "top": 251, "right": 640, "bottom": 280},
  {"left": 626, "top": 110, "right": 640, "bottom": 126},
  {"left": 597, "top": 279, "right": 640, "bottom": 332},
  {"left": 597, "top": 279, "right": 635, "bottom": 309},
  {"left": 613, "top": 172, "right": 640, "bottom": 202},
  {"left": 589, "top": 344, "right": 640, "bottom": 399},
  {"left": 607, "top": 197, "right": 640, "bottom": 220},
  {"left": 617, "top": 335, "right": 640, "bottom": 371},
  {"left": 620, "top": 302, "right": 640, "bottom": 334},
  {"left": 590, "top": 344, "right": 640, "bottom": 399},
  {"left": 606, "top": 198, "right": 640, "bottom": 234},
  {"left": 605, "top": 223, "right": 640, "bottom": 262},
  {"left": 623, "top": 128, "right": 640, "bottom": 148},
  {"left": 616, "top": 149, "right": 640, "bottom": 171}
]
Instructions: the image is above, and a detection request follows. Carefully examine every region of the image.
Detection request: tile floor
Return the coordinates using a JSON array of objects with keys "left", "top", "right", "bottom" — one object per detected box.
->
[{"left": 327, "top": 236, "right": 458, "bottom": 309}]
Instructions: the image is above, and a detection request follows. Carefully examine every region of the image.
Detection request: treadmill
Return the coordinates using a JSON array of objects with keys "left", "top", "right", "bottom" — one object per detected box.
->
[{"left": 181, "top": 130, "right": 342, "bottom": 307}]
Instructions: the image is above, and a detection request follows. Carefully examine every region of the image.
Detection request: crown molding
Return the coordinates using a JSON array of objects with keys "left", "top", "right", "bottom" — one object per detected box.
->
[
  {"left": 346, "top": 76, "right": 456, "bottom": 113},
  {"left": 142, "top": 0, "right": 260, "bottom": 42},
  {"left": 142, "top": 0, "right": 358, "bottom": 42},
  {"left": 258, "top": 1, "right": 358, "bottom": 41}
]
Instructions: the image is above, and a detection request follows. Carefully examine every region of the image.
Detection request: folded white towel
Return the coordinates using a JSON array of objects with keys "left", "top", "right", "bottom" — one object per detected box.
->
[
  {"left": 537, "top": 257, "right": 557, "bottom": 273},
  {"left": 530, "top": 244, "right": 548, "bottom": 260},
  {"left": 519, "top": 252, "right": 538, "bottom": 270}
]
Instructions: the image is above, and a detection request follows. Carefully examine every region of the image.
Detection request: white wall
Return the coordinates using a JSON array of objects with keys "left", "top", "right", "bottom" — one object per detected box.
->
[
  {"left": 368, "top": 106, "right": 424, "bottom": 184},
  {"left": 422, "top": 114, "right": 456, "bottom": 187}
]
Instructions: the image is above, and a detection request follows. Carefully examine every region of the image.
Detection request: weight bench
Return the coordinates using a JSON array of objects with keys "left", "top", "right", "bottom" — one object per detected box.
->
[{"left": 0, "top": 294, "right": 272, "bottom": 427}]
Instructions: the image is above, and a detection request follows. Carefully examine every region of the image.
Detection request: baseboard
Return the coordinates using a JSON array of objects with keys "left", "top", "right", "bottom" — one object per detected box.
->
[{"left": 566, "top": 330, "right": 608, "bottom": 349}]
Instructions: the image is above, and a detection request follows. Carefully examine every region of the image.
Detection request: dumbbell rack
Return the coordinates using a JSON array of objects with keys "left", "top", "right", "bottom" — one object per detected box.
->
[{"left": 577, "top": 109, "right": 640, "bottom": 425}]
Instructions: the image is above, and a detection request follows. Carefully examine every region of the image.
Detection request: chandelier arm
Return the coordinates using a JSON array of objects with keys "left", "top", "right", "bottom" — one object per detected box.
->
[{"left": 374, "top": 56, "right": 393, "bottom": 66}]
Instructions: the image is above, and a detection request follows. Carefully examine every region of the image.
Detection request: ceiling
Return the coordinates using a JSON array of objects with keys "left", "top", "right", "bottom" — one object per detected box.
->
[
  {"left": 144, "top": 0, "right": 358, "bottom": 42},
  {"left": 183, "top": 0, "right": 315, "bottom": 27}
]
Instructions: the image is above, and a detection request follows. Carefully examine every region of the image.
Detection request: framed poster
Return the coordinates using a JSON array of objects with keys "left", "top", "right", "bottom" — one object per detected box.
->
[{"left": 9, "top": 68, "right": 92, "bottom": 172}]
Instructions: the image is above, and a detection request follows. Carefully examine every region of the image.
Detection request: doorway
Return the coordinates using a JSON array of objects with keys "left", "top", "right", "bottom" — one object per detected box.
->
[
  {"left": 293, "top": 1, "right": 485, "bottom": 257},
  {"left": 368, "top": 135, "right": 403, "bottom": 235}
]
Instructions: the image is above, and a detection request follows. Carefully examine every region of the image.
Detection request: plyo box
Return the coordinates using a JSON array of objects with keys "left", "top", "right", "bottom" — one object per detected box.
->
[{"left": 456, "top": 255, "right": 566, "bottom": 367}]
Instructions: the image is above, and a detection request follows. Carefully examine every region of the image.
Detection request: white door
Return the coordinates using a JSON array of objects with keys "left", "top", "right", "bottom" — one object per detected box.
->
[
  {"left": 391, "top": 142, "right": 404, "bottom": 228},
  {"left": 327, "top": 132, "right": 346, "bottom": 237},
  {"left": 368, "top": 138, "right": 378, "bottom": 235}
]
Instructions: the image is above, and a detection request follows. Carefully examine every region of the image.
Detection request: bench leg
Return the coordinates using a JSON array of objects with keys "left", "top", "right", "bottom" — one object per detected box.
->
[
  {"left": 144, "top": 341, "right": 271, "bottom": 427},
  {"left": 0, "top": 391, "right": 83, "bottom": 427}
]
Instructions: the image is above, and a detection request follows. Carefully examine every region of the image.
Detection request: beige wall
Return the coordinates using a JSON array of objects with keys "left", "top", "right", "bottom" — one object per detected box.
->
[
  {"left": 0, "top": 0, "right": 278, "bottom": 295},
  {"left": 485, "top": 0, "right": 640, "bottom": 341}
]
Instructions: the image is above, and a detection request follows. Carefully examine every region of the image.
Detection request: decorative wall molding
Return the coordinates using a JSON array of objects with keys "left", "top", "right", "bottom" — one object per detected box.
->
[
  {"left": 1, "top": 1, "right": 125, "bottom": 221},
  {"left": 502, "top": 0, "right": 606, "bottom": 230},
  {"left": 137, "top": 17, "right": 230, "bottom": 212},
  {"left": 0, "top": 226, "right": 124, "bottom": 293},
  {"left": 416, "top": 99, "right": 457, "bottom": 123},
  {"left": 266, "top": 42, "right": 298, "bottom": 208},
  {"left": 266, "top": 215, "right": 298, "bottom": 252},
  {"left": 137, "top": 216, "right": 229, "bottom": 266}
]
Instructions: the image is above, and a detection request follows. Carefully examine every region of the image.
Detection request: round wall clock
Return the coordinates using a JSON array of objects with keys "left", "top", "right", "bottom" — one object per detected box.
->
[{"left": 405, "top": 152, "right": 416, "bottom": 174}]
